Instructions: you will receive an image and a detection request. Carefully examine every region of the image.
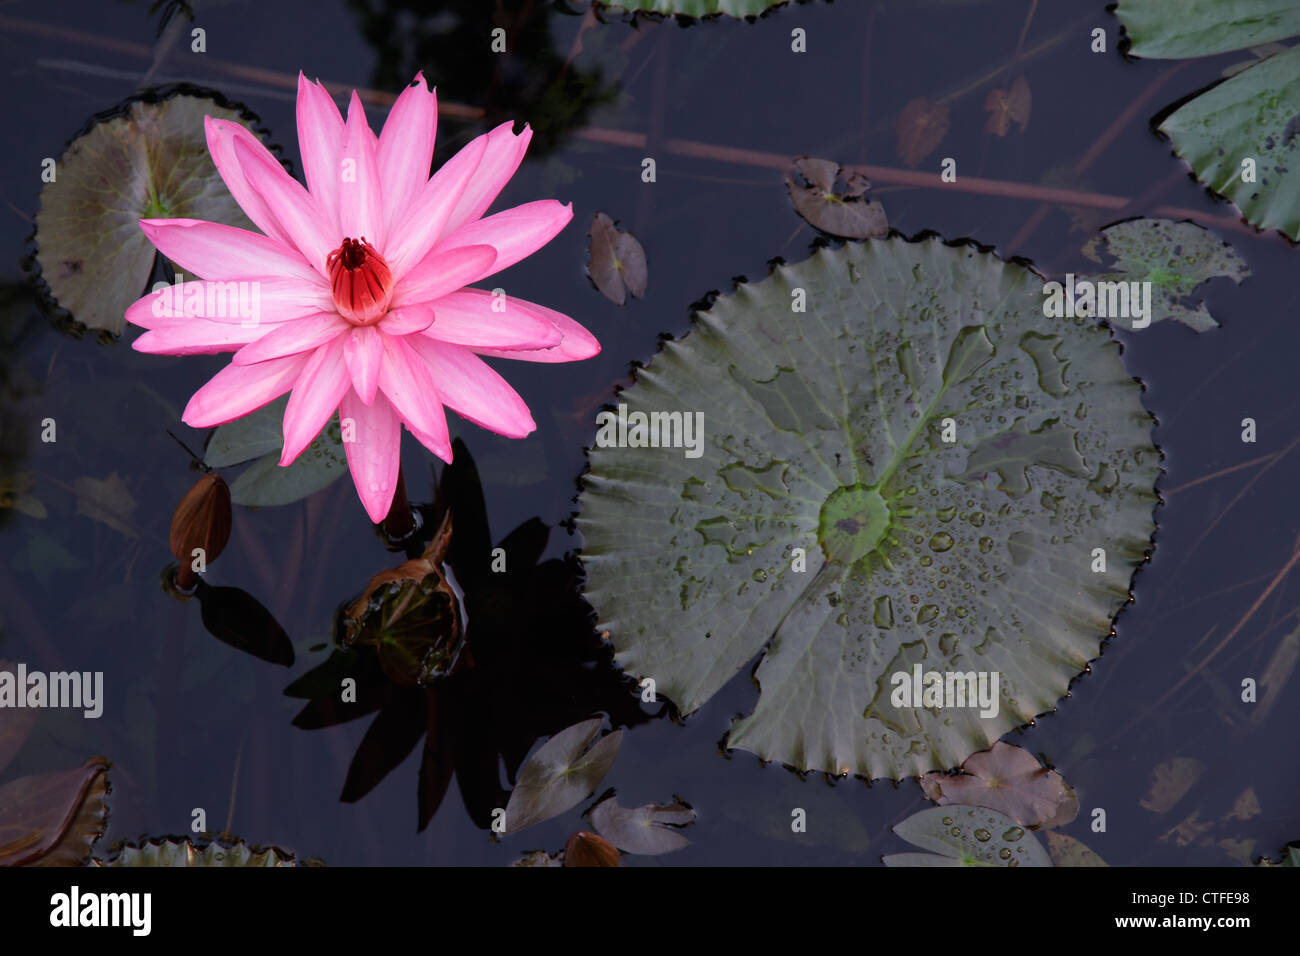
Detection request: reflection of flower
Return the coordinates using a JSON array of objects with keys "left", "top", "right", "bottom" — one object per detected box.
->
[{"left": 126, "top": 73, "right": 599, "bottom": 522}]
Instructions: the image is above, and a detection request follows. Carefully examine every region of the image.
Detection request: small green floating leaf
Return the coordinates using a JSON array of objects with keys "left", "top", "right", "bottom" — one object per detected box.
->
[
  {"left": 884, "top": 804, "right": 1051, "bottom": 867},
  {"left": 503, "top": 718, "right": 622, "bottom": 834},
  {"left": 1116, "top": 0, "right": 1300, "bottom": 59},
  {"left": 1085, "top": 219, "right": 1249, "bottom": 332},
  {"left": 577, "top": 236, "right": 1160, "bottom": 779},
  {"left": 29, "top": 85, "right": 279, "bottom": 337},
  {"left": 589, "top": 795, "right": 696, "bottom": 854}
]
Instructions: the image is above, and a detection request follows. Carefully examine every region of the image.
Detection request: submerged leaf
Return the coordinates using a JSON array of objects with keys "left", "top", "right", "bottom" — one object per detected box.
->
[
  {"left": 590, "top": 795, "right": 696, "bottom": 854},
  {"left": 578, "top": 236, "right": 1159, "bottom": 778},
  {"left": 919, "top": 741, "right": 1078, "bottom": 828},
  {"left": 984, "top": 76, "right": 1031, "bottom": 136},
  {"left": 786, "top": 156, "right": 888, "bottom": 239},
  {"left": 1089, "top": 218, "right": 1250, "bottom": 332},
  {"left": 896, "top": 97, "right": 950, "bottom": 167},
  {"left": 72, "top": 473, "right": 137, "bottom": 538},
  {"left": 29, "top": 86, "right": 274, "bottom": 337},
  {"left": 587, "top": 211, "right": 647, "bottom": 306},
  {"left": 1140, "top": 757, "right": 1206, "bottom": 814},
  {"left": 884, "top": 804, "right": 1051, "bottom": 867},
  {"left": 504, "top": 718, "right": 622, "bottom": 833}
]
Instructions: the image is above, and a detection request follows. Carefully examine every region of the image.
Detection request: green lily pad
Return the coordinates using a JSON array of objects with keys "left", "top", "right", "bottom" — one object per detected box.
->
[
  {"left": 1116, "top": 0, "right": 1300, "bottom": 59},
  {"left": 205, "top": 396, "right": 349, "bottom": 508},
  {"left": 883, "top": 805, "right": 1051, "bottom": 867},
  {"left": 28, "top": 84, "right": 278, "bottom": 338},
  {"left": 1084, "top": 218, "right": 1249, "bottom": 332},
  {"left": 595, "top": 0, "right": 790, "bottom": 17},
  {"left": 1114, "top": 3, "right": 1300, "bottom": 240},
  {"left": 89, "top": 834, "right": 318, "bottom": 866},
  {"left": 503, "top": 718, "right": 622, "bottom": 834},
  {"left": 578, "top": 236, "right": 1159, "bottom": 779}
]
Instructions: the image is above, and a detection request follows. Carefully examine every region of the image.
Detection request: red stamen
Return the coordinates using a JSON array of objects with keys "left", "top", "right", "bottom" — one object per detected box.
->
[{"left": 327, "top": 237, "right": 393, "bottom": 325}]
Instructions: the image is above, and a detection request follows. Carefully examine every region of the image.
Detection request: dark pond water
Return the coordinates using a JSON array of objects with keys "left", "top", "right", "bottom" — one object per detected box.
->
[{"left": 1, "top": 0, "right": 1297, "bottom": 866}]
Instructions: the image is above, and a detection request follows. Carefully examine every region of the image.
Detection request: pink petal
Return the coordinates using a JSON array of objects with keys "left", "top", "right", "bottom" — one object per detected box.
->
[
  {"left": 231, "top": 312, "right": 347, "bottom": 366},
  {"left": 376, "top": 332, "right": 451, "bottom": 459},
  {"left": 139, "top": 219, "right": 320, "bottom": 284},
  {"left": 404, "top": 338, "right": 535, "bottom": 438},
  {"left": 339, "top": 389, "right": 403, "bottom": 523},
  {"left": 343, "top": 325, "right": 384, "bottom": 404},
  {"left": 182, "top": 353, "right": 310, "bottom": 428},
  {"left": 377, "top": 73, "right": 437, "bottom": 237},
  {"left": 382, "top": 133, "right": 487, "bottom": 279},
  {"left": 132, "top": 321, "right": 266, "bottom": 355},
  {"left": 204, "top": 117, "right": 300, "bottom": 249},
  {"left": 125, "top": 277, "right": 331, "bottom": 330},
  {"left": 231, "top": 131, "right": 337, "bottom": 275},
  {"left": 338, "top": 92, "right": 386, "bottom": 251},
  {"left": 417, "top": 290, "right": 561, "bottom": 350},
  {"left": 432, "top": 200, "right": 571, "bottom": 279},
  {"left": 280, "top": 338, "right": 352, "bottom": 465},
  {"left": 296, "top": 74, "right": 345, "bottom": 235},
  {"left": 440, "top": 121, "right": 532, "bottom": 239},
  {"left": 461, "top": 291, "right": 601, "bottom": 363},
  {"left": 391, "top": 244, "right": 497, "bottom": 309},
  {"left": 379, "top": 305, "right": 436, "bottom": 336}
]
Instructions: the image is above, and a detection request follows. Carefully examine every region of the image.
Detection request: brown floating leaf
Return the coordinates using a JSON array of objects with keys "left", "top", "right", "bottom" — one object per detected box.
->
[
  {"left": 896, "top": 96, "right": 950, "bottom": 167},
  {"left": 785, "top": 156, "right": 888, "bottom": 239},
  {"left": 1045, "top": 831, "right": 1108, "bottom": 867},
  {"left": 1140, "top": 757, "right": 1205, "bottom": 814},
  {"left": 589, "top": 794, "right": 696, "bottom": 854},
  {"left": 587, "top": 211, "right": 647, "bottom": 305},
  {"left": 72, "top": 472, "right": 137, "bottom": 538},
  {"left": 0, "top": 757, "right": 110, "bottom": 867},
  {"left": 563, "top": 830, "right": 621, "bottom": 867},
  {"left": 0, "top": 663, "right": 38, "bottom": 776},
  {"left": 984, "top": 76, "right": 1031, "bottom": 137},
  {"left": 169, "top": 472, "right": 232, "bottom": 565},
  {"left": 918, "top": 741, "right": 1078, "bottom": 828}
]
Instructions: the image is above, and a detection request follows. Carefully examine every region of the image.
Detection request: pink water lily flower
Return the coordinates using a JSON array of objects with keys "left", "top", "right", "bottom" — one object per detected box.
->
[{"left": 125, "top": 73, "right": 598, "bottom": 523}]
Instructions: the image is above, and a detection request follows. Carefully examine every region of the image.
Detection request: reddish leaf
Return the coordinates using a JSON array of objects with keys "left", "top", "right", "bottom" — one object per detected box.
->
[
  {"left": 896, "top": 97, "right": 950, "bottom": 167},
  {"left": 587, "top": 212, "right": 647, "bottom": 305},
  {"left": 919, "top": 741, "right": 1078, "bottom": 828},
  {"left": 0, "top": 757, "right": 110, "bottom": 867},
  {"left": 785, "top": 156, "right": 888, "bottom": 239},
  {"left": 984, "top": 76, "right": 1032, "bottom": 137},
  {"left": 563, "top": 830, "right": 621, "bottom": 867},
  {"left": 590, "top": 794, "right": 695, "bottom": 854}
]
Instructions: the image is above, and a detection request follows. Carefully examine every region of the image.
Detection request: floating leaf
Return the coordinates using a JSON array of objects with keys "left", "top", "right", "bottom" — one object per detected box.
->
[
  {"left": 28, "top": 85, "right": 276, "bottom": 337},
  {"left": 0, "top": 474, "right": 46, "bottom": 520},
  {"left": 1044, "top": 831, "right": 1108, "bottom": 867},
  {"left": 896, "top": 97, "right": 950, "bottom": 167},
  {"left": 786, "top": 156, "right": 888, "bottom": 239},
  {"left": 0, "top": 758, "right": 110, "bottom": 867},
  {"left": 587, "top": 211, "right": 647, "bottom": 305},
  {"left": 1140, "top": 757, "right": 1206, "bottom": 813},
  {"left": 563, "top": 830, "right": 622, "bottom": 866},
  {"left": 1257, "top": 841, "right": 1300, "bottom": 866},
  {"left": 919, "top": 741, "right": 1078, "bottom": 828},
  {"left": 1114, "top": 3, "right": 1300, "bottom": 239},
  {"left": 503, "top": 718, "right": 622, "bottom": 833},
  {"left": 590, "top": 795, "right": 696, "bottom": 854},
  {"left": 204, "top": 394, "right": 292, "bottom": 467},
  {"left": 984, "top": 76, "right": 1031, "bottom": 136},
  {"left": 90, "top": 834, "right": 317, "bottom": 866},
  {"left": 883, "top": 805, "right": 1051, "bottom": 867},
  {"left": 1088, "top": 218, "right": 1249, "bottom": 332},
  {"left": 594, "top": 0, "right": 791, "bottom": 17},
  {"left": 195, "top": 580, "right": 294, "bottom": 666},
  {"left": 72, "top": 473, "right": 137, "bottom": 538},
  {"left": 578, "top": 236, "right": 1159, "bottom": 778},
  {"left": 229, "top": 416, "right": 349, "bottom": 508},
  {"left": 169, "top": 472, "right": 232, "bottom": 564}
]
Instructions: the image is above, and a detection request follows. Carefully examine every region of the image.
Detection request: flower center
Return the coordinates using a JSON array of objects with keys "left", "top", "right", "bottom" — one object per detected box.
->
[{"left": 327, "top": 237, "right": 392, "bottom": 326}]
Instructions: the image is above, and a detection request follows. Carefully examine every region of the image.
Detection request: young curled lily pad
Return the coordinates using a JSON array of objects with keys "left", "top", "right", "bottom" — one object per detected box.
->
[
  {"left": 578, "top": 236, "right": 1160, "bottom": 779},
  {"left": 786, "top": 157, "right": 888, "bottom": 240},
  {"left": 588, "top": 212, "right": 647, "bottom": 306},
  {"left": 919, "top": 741, "right": 1078, "bottom": 828},
  {"left": 28, "top": 84, "right": 279, "bottom": 338},
  {"left": 884, "top": 805, "right": 1051, "bottom": 867},
  {"left": 590, "top": 795, "right": 696, "bottom": 854}
]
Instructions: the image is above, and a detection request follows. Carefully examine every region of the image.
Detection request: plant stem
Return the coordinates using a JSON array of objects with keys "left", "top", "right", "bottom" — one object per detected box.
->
[{"left": 382, "top": 469, "right": 417, "bottom": 544}]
